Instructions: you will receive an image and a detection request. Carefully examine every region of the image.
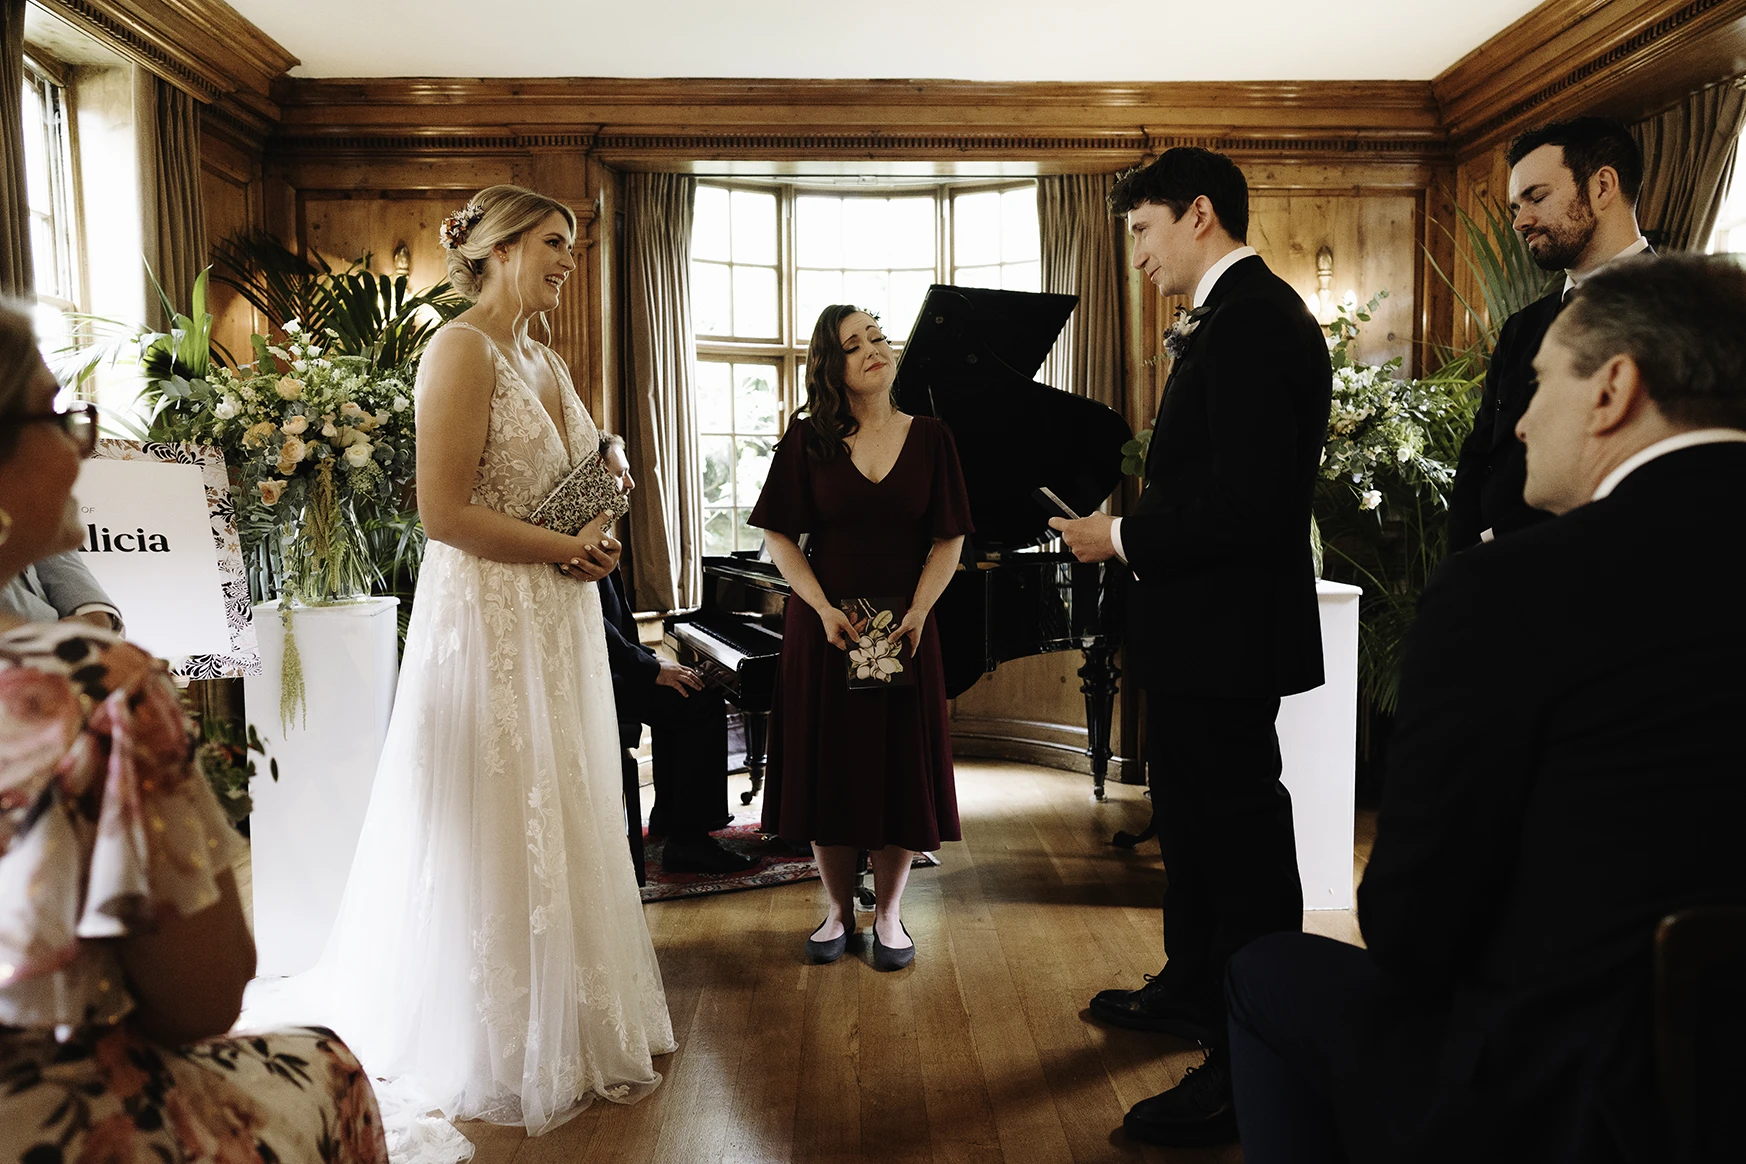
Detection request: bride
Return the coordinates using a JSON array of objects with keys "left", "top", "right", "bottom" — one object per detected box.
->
[{"left": 257, "top": 185, "right": 673, "bottom": 1149}]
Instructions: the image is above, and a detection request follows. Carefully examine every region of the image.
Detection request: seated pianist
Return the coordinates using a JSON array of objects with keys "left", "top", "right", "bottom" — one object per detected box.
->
[
  {"left": 1225, "top": 252, "right": 1746, "bottom": 1162},
  {"left": 597, "top": 435, "right": 754, "bottom": 875}
]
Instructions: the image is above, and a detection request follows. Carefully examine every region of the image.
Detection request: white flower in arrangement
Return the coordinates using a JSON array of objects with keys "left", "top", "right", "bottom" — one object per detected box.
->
[
  {"left": 339, "top": 401, "right": 366, "bottom": 419},
  {"left": 284, "top": 319, "right": 302, "bottom": 334},
  {"left": 213, "top": 395, "right": 240, "bottom": 420},
  {"left": 281, "top": 414, "right": 310, "bottom": 435},
  {"left": 268, "top": 346, "right": 292, "bottom": 361},
  {"left": 321, "top": 418, "right": 339, "bottom": 439},
  {"left": 344, "top": 441, "right": 375, "bottom": 468},
  {"left": 276, "top": 378, "right": 305, "bottom": 401},
  {"left": 374, "top": 409, "right": 391, "bottom": 427},
  {"left": 1359, "top": 489, "right": 1383, "bottom": 511},
  {"left": 305, "top": 344, "right": 321, "bottom": 357},
  {"left": 1397, "top": 446, "right": 1412, "bottom": 463},
  {"left": 392, "top": 394, "right": 410, "bottom": 412},
  {"left": 292, "top": 360, "right": 308, "bottom": 373}
]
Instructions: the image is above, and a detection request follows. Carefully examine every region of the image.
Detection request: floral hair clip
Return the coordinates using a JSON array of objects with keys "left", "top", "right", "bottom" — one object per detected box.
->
[{"left": 440, "top": 204, "right": 486, "bottom": 250}]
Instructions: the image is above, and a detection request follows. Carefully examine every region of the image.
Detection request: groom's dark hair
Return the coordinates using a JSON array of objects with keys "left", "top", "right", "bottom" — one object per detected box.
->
[{"left": 1109, "top": 147, "right": 1249, "bottom": 242}]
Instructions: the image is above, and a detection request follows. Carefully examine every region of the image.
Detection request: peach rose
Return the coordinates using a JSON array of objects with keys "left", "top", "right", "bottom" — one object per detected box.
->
[
  {"left": 258, "top": 478, "right": 287, "bottom": 505},
  {"left": 281, "top": 414, "right": 309, "bottom": 436},
  {"left": 276, "top": 436, "right": 308, "bottom": 475},
  {"left": 275, "top": 378, "right": 305, "bottom": 400},
  {"left": 241, "top": 422, "right": 277, "bottom": 448}
]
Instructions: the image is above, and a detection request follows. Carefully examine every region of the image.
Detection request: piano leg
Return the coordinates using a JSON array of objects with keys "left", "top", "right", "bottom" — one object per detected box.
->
[
  {"left": 1078, "top": 646, "right": 1120, "bottom": 801},
  {"left": 742, "top": 709, "right": 770, "bottom": 807}
]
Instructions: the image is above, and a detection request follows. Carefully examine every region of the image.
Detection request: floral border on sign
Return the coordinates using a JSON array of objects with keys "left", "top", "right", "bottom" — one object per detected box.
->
[{"left": 90, "top": 439, "right": 262, "bottom": 679}]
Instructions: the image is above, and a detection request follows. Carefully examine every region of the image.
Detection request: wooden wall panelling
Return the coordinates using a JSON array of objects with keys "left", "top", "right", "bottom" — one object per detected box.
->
[{"left": 199, "top": 124, "right": 264, "bottom": 360}]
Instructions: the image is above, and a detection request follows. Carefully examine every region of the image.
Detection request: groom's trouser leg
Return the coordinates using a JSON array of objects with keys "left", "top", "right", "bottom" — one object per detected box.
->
[
  {"left": 648, "top": 685, "right": 730, "bottom": 839},
  {"left": 1150, "top": 694, "right": 1302, "bottom": 1032}
]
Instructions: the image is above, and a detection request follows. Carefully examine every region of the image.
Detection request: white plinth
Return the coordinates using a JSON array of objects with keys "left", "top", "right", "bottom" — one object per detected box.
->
[
  {"left": 242, "top": 598, "right": 400, "bottom": 975},
  {"left": 1278, "top": 581, "right": 1362, "bottom": 910}
]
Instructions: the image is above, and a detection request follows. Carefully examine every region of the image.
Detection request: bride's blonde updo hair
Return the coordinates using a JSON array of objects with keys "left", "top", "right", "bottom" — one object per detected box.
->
[{"left": 440, "top": 185, "right": 578, "bottom": 301}]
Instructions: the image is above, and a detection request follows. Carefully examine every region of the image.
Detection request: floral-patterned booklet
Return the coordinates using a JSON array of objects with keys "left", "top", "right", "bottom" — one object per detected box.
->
[{"left": 840, "top": 597, "right": 916, "bottom": 689}]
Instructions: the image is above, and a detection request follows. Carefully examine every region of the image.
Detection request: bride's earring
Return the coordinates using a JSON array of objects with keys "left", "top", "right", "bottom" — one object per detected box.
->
[{"left": 0, "top": 507, "right": 11, "bottom": 546}]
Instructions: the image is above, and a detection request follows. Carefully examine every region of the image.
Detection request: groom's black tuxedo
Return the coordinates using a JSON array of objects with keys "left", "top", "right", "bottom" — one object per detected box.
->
[
  {"left": 1114, "top": 252, "right": 1332, "bottom": 1025},
  {"left": 1120, "top": 253, "right": 1331, "bottom": 697}
]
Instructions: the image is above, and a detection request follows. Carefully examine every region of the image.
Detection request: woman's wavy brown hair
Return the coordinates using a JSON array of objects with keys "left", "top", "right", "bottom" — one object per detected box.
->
[{"left": 795, "top": 304, "right": 893, "bottom": 462}]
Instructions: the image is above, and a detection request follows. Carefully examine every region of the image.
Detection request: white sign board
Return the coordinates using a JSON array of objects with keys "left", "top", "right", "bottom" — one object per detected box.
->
[{"left": 74, "top": 441, "right": 261, "bottom": 677}]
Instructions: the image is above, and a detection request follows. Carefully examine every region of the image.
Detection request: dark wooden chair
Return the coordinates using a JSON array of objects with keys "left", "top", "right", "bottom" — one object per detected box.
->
[
  {"left": 620, "top": 721, "right": 646, "bottom": 887},
  {"left": 1655, "top": 905, "right": 1746, "bottom": 1163}
]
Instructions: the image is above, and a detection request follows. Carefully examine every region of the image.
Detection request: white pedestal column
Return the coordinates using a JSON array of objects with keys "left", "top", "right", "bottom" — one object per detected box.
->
[
  {"left": 1278, "top": 581, "right": 1362, "bottom": 911},
  {"left": 242, "top": 598, "right": 400, "bottom": 975}
]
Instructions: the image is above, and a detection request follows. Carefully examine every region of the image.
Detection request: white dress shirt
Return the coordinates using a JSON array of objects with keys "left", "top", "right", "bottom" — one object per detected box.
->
[
  {"left": 1109, "top": 246, "right": 1261, "bottom": 564},
  {"left": 1591, "top": 428, "right": 1746, "bottom": 500}
]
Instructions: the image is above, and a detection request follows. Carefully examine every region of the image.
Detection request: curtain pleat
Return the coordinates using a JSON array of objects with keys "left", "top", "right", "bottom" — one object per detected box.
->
[
  {"left": 1037, "top": 173, "right": 1124, "bottom": 410},
  {"left": 1631, "top": 77, "right": 1746, "bottom": 252},
  {"left": 622, "top": 173, "right": 702, "bottom": 612},
  {"left": 0, "top": 0, "right": 34, "bottom": 297},
  {"left": 145, "top": 78, "right": 207, "bottom": 325}
]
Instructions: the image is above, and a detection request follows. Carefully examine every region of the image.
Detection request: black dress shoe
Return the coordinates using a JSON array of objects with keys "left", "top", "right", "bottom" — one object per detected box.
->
[
  {"left": 1122, "top": 1048, "right": 1238, "bottom": 1147},
  {"left": 1088, "top": 972, "right": 1214, "bottom": 1042},
  {"left": 805, "top": 918, "right": 853, "bottom": 963},
  {"left": 660, "top": 835, "right": 757, "bottom": 874}
]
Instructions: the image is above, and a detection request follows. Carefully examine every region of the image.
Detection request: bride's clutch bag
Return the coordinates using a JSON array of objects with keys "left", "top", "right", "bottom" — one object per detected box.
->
[{"left": 527, "top": 451, "right": 631, "bottom": 537}]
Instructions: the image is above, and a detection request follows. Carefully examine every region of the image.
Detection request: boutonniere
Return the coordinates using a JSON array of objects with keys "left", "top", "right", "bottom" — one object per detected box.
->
[{"left": 1162, "top": 305, "right": 1213, "bottom": 361}]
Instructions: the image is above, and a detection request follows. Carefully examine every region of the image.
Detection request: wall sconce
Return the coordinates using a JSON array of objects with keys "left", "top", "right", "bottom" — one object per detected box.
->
[
  {"left": 392, "top": 243, "right": 412, "bottom": 278},
  {"left": 1306, "top": 245, "right": 1357, "bottom": 326}
]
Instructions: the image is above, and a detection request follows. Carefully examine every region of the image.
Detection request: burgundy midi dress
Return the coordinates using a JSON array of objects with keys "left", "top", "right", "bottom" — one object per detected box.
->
[{"left": 748, "top": 415, "right": 974, "bottom": 852}]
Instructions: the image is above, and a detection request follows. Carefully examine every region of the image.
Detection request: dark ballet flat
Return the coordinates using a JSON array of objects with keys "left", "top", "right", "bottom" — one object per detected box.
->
[
  {"left": 871, "top": 922, "right": 915, "bottom": 972},
  {"left": 805, "top": 918, "right": 852, "bottom": 964}
]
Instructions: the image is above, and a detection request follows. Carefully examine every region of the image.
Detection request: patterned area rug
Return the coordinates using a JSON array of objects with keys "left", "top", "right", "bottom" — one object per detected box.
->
[{"left": 638, "top": 823, "right": 940, "bottom": 903}]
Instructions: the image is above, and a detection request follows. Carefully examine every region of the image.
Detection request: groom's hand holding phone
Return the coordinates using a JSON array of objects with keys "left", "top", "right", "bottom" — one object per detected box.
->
[{"left": 1049, "top": 513, "right": 1117, "bottom": 563}]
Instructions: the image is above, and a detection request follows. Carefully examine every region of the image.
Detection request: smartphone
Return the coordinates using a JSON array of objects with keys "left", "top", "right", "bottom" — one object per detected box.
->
[{"left": 1033, "top": 486, "right": 1082, "bottom": 521}]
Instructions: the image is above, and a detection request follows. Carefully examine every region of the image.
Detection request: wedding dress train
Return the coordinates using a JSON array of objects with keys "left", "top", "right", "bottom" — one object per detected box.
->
[{"left": 245, "top": 322, "right": 673, "bottom": 1160}]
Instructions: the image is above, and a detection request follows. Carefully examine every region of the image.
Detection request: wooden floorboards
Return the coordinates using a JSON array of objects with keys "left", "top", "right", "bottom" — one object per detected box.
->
[{"left": 442, "top": 761, "right": 1370, "bottom": 1164}]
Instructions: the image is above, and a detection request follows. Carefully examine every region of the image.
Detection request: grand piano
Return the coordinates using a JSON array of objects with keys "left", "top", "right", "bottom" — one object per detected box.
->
[{"left": 665, "top": 285, "right": 1133, "bottom": 804}]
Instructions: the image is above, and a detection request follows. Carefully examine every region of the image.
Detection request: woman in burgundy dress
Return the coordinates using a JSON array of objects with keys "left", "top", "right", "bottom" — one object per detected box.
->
[{"left": 750, "top": 305, "right": 973, "bottom": 971}]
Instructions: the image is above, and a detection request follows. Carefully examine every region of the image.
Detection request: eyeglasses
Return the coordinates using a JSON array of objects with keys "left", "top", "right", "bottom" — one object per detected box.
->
[{"left": 2, "top": 401, "right": 99, "bottom": 457}]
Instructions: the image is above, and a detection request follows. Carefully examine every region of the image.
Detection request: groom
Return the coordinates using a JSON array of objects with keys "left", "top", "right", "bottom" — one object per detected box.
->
[{"left": 1051, "top": 147, "right": 1331, "bottom": 1147}]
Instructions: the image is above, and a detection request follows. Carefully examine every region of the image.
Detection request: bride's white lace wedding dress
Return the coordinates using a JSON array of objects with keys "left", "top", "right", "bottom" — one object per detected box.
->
[{"left": 246, "top": 321, "right": 673, "bottom": 1159}]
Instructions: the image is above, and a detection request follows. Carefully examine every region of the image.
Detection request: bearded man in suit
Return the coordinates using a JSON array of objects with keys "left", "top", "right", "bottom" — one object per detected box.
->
[
  {"left": 1051, "top": 146, "right": 1332, "bottom": 1147},
  {"left": 1448, "top": 116, "right": 1647, "bottom": 551},
  {"left": 1224, "top": 252, "right": 1746, "bottom": 1164}
]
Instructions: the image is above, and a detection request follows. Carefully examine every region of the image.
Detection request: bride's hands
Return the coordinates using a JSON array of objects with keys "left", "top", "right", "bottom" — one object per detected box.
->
[
  {"left": 816, "top": 605, "right": 857, "bottom": 650},
  {"left": 557, "top": 513, "right": 621, "bottom": 582}
]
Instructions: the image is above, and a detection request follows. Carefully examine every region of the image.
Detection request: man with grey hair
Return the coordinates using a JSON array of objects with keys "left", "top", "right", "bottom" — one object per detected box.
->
[{"left": 1220, "top": 253, "right": 1746, "bottom": 1163}]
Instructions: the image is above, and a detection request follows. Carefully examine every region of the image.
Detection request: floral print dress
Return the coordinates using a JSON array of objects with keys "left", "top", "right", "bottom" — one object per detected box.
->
[{"left": 0, "top": 622, "right": 388, "bottom": 1164}]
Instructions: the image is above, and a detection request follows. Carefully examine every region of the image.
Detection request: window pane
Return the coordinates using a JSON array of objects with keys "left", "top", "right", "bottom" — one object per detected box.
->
[
  {"left": 21, "top": 86, "right": 49, "bottom": 216},
  {"left": 731, "top": 189, "right": 778, "bottom": 265},
  {"left": 693, "top": 185, "right": 731, "bottom": 262},
  {"left": 1004, "top": 260, "right": 1041, "bottom": 292},
  {"left": 796, "top": 195, "right": 842, "bottom": 268},
  {"left": 954, "top": 191, "right": 1001, "bottom": 267},
  {"left": 703, "top": 509, "right": 736, "bottom": 557},
  {"left": 888, "top": 269, "right": 934, "bottom": 342},
  {"left": 734, "top": 364, "right": 780, "bottom": 433},
  {"left": 700, "top": 436, "right": 734, "bottom": 506},
  {"left": 735, "top": 436, "right": 775, "bottom": 501},
  {"left": 886, "top": 197, "right": 936, "bottom": 268},
  {"left": 841, "top": 198, "right": 890, "bottom": 270},
  {"left": 732, "top": 265, "right": 779, "bottom": 338},
  {"left": 695, "top": 360, "right": 733, "bottom": 432},
  {"left": 843, "top": 269, "right": 891, "bottom": 321},
  {"left": 795, "top": 268, "right": 843, "bottom": 337},
  {"left": 692, "top": 261, "right": 732, "bottom": 335},
  {"left": 955, "top": 264, "right": 1002, "bottom": 290},
  {"left": 1002, "top": 188, "right": 1040, "bottom": 262},
  {"left": 735, "top": 509, "right": 764, "bottom": 554},
  {"left": 33, "top": 302, "right": 70, "bottom": 366}
]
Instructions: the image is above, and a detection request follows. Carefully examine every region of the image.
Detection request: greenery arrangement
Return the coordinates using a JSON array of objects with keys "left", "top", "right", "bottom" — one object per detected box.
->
[{"left": 192, "top": 712, "right": 273, "bottom": 827}]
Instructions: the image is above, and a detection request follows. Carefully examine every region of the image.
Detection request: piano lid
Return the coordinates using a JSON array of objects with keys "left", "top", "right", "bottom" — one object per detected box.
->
[{"left": 894, "top": 284, "right": 1132, "bottom": 551}]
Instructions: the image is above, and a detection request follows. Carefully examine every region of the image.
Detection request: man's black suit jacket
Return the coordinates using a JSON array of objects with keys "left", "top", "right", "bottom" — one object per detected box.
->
[
  {"left": 1448, "top": 288, "right": 1565, "bottom": 551},
  {"left": 1354, "top": 443, "right": 1746, "bottom": 1162},
  {"left": 598, "top": 570, "right": 661, "bottom": 738},
  {"left": 1120, "top": 254, "right": 1330, "bottom": 698}
]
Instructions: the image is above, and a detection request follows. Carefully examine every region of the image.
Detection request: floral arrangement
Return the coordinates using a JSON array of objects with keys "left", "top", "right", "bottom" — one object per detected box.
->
[{"left": 1320, "top": 359, "right": 1468, "bottom": 514}]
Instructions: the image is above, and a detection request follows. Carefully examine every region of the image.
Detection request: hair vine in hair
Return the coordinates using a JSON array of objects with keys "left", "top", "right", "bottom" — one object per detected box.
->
[{"left": 440, "top": 204, "right": 486, "bottom": 251}]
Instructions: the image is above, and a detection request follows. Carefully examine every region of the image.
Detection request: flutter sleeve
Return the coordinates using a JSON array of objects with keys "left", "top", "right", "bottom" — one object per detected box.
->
[
  {"left": 0, "top": 626, "right": 247, "bottom": 1030},
  {"left": 926, "top": 419, "right": 975, "bottom": 541},
  {"left": 748, "top": 426, "right": 816, "bottom": 540}
]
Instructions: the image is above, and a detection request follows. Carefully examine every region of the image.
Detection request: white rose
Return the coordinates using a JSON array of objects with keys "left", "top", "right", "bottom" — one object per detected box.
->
[
  {"left": 1359, "top": 489, "right": 1382, "bottom": 511},
  {"left": 213, "top": 396, "right": 240, "bottom": 420},
  {"left": 392, "top": 395, "right": 410, "bottom": 412},
  {"left": 374, "top": 409, "right": 391, "bottom": 427},
  {"left": 344, "top": 442, "right": 374, "bottom": 468}
]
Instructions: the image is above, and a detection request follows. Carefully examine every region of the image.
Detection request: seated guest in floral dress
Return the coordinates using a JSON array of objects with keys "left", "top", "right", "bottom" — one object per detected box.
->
[{"left": 0, "top": 302, "right": 389, "bottom": 1164}]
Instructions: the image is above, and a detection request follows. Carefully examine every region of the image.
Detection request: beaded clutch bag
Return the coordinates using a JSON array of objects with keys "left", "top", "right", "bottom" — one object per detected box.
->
[{"left": 526, "top": 451, "right": 631, "bottom": 537}]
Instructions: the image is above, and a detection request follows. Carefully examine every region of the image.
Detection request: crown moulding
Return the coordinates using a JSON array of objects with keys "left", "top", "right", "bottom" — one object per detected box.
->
[{"left": 1434, "top": 0, "right": 1746, "bottom": 153}]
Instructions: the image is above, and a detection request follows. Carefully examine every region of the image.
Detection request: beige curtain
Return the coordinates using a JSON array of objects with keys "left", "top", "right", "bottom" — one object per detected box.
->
[
  {"left": 622, "top": 173, "right": 702, "bottom": 612},
  {"left": 0, "top": 0, "right": 33, "bottom": 296},
  {"left": 1037, "top": 173, "right": 1124, "bottom": 410},
  {"left": 140, "top": 77, "right": 207, "bottom": 325},
  {"left": 1631, "top": 77, "right": 1746, "bottom": 252}
]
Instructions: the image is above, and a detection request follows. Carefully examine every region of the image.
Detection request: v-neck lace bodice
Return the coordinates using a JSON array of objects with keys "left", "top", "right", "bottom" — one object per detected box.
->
[{"left": 432, "top": 321, "right": 596, "bottom": 520}]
